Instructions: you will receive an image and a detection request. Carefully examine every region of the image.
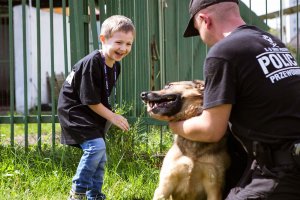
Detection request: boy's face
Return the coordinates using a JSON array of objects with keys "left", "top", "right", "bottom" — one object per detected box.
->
[{"left": 101, "top": 31, "right": 134, "bottom": 64}]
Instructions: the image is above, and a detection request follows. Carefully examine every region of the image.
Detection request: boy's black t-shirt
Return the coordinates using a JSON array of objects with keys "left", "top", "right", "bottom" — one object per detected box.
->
[
  {"left": 203, "top": 25, "right": 300, "bottom": 143},
  {"left": 57, "top": 50, "right": 120, "bottom": 145}
]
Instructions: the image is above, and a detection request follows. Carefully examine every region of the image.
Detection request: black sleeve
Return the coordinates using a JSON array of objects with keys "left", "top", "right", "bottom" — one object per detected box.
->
[{"left": 203, "top": 57, "right": 236, "bottom": 109}]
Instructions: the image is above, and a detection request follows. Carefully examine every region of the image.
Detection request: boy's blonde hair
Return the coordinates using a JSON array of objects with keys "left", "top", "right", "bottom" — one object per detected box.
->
[{"left": 100, "top": 15, "right": 135, "bottom": 38}]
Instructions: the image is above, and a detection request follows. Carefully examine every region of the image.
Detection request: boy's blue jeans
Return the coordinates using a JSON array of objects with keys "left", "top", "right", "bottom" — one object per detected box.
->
[{"left": 72, "top": 138, "right": 107, "bottom": 200}]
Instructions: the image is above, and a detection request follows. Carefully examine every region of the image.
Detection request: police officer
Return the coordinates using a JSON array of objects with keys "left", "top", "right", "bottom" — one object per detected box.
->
[{"left": 169, "top": 0, "right": 300, "bottom": 199}]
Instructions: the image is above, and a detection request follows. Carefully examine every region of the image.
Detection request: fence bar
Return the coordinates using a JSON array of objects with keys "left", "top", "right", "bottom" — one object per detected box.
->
[
  {"left": 22, "top": 0, "right": 29, "bottom": 150},
  {"left": 68, "top": 0, "right": 75, "bottom": 65},
  {"left": 49, "top": 0, "right": 56, "bottom": 151},
  {"left": 248, "top": 0, "right": 252, "bottom": 24},
  {"left": 0, "top": 115, "right": 59, "bottom": 124},
  {"left": 83, "top": 1, "right": 89, "bottom": 54},
  {"left": 73, "top": 1, "right": 81, "bottom": 60},
  {"left": 62, "top": 0, "right": 69, "bottom": 77},
  {"left": 0, "top": 116, "right": 165, "bottom": 125},
  {"left": 280, "top": 0, "right": 283, "bottom": 40},
  {"left": 297, "top": 0, "right": 299, "bottom": 63},
  {"left": 9, "top": 0, "right": 15, "bottom": 147},
  {"left": 160, "top": 126, "right": 163, "bottom": 153},
  {"left": 88, "top": 0, "right": 99, "bottom": 50},
  {"left": 99, "top": 0, "right": 106, "bottom": 23},
  {"left": 158, "top": 0, "right": 165, "bottom": 88},
  {"left": 265, "top": 0, "right": 268, "bottom": 26},
  {"left": 36, "top": 0, "right": 42, "bottom": 150}
]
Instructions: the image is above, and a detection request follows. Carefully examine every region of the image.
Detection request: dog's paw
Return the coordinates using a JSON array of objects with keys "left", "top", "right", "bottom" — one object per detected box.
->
[
  {"left": 153, "top": 197, "right": 168, "bottom": 200},
  {"left": 153, "top": 193, "right": 170, "bottom": 200}
]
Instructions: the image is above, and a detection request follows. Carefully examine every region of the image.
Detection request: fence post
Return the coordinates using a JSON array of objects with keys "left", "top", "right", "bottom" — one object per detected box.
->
[
  {"left": 69, "top": 0, "right": 89, "bottom": 66},
  {"left": 8, "top": 0, "right": 15, "bottom": 148}
]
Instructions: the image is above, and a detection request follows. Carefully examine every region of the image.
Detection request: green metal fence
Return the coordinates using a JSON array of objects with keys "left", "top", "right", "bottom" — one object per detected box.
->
[{"left": 0, "top": 0, "right": 299, "bottom": 150}]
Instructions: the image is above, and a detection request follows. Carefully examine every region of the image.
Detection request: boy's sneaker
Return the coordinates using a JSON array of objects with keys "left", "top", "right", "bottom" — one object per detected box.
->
[
  {"left": 94, "top": 193, "right": 106, "bottom": 200},
  {"left": 88, "top": 193, "right": 106, "bottom": 200},
  {"left": 68, "top": 190, "right": 86, "bottom": 200}
]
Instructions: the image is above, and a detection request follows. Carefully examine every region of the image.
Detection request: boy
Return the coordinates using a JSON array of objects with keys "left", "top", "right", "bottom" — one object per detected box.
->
[{"left": 57, "top": 15, "right": 135, "bottom": 200}]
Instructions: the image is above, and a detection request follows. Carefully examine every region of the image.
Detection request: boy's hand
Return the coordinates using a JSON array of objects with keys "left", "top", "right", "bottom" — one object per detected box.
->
[
  {"left": 111, "top": 113, "right": 130, "bottom": 131},
  {"left": 88, "top": 103, "right": 130, "bottom": 131}
]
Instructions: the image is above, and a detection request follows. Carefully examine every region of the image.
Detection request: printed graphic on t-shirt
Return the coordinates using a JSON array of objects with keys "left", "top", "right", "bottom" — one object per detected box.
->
[
  {"left": 66, "top": 71, "right": 75, "bottom": 85},
  {"left": 256, "top": 35, "right": 300, "bottom": 84}
]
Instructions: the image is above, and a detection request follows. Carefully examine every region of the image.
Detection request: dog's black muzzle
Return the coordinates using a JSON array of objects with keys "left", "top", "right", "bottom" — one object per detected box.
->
[
  {"left": 140, "top": 91, "right": 150, "bottom": 101},
  {"left": 140, "top": 91, "right": 182, "bottom": 116}
]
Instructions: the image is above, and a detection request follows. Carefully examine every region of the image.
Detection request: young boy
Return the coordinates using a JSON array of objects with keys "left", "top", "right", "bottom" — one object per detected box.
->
[{"left": 57, "top": 15, "right": 135, "bottom": 200}]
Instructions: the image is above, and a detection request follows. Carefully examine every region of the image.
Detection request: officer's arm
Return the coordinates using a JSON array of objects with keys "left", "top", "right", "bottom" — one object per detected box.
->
[{"left": 168, "top": 104, "right": 232, "bottom": 142}]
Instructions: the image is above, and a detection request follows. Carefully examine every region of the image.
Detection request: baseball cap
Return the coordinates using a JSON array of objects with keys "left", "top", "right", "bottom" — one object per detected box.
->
[{"left": 183, "top": 0, "right": 239, "bottom": 37}]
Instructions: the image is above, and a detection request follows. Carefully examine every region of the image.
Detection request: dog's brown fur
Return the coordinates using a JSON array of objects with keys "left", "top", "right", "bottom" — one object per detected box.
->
[{"left": 140, "top": 80, "right": 230, "bottom": 200}]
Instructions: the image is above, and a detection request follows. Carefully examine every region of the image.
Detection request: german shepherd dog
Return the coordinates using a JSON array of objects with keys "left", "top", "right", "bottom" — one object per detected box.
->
[{"left": 140, "top": 80, "right": 230, "bottom": 200}]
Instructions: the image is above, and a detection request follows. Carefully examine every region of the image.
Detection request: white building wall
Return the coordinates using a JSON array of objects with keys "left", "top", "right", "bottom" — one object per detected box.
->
[
  {"left": 13, "top": 5, "right": 71, "bottom": 113},
  {"left": 286, "top": 0, "right": 299, "bottom": 43}
]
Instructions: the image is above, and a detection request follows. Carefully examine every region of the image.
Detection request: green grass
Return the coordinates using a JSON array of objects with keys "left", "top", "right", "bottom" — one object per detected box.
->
[
  {"left": 0, "top": 123, "right": 61, "bottom": 146},
  {"left": 0, "top": 119, "right": 173, "bottom": 200},
  {"left": 0, "top": 145, "right": 76, "bottom": 200}
]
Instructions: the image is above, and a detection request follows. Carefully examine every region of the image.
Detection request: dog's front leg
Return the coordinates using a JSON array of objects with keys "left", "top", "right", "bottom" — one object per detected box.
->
[
  {"left": 153, "top": 159, "right": 177, "bottom": 200},
  {"left": 206, "top": 191, "right": 222, "bottom": 200},
  {"left": 153, "top": 187, "right": 173, "bottom": 200},
  {"left": 153, "top": 145, "right": 182, "bottom": 200},
  {"left": 202, "top": 168, "right": 224, "bottom": 200},
  {"left": 153, "top": 159, "right": 193, "bottom": 200}
]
